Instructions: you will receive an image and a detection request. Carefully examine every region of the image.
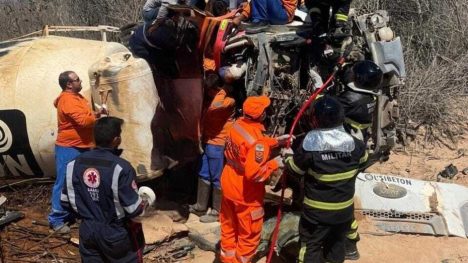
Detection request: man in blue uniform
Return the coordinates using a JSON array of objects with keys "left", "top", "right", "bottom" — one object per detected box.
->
[
  {"left": 61, "top": 117, "right": 148, "bottom": 263},
  {"left": 285, "top": 96, "right": 368, "bottom": 263}
]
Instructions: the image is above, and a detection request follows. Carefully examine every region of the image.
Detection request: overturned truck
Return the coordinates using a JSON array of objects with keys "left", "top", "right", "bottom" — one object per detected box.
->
[
  {"left": 0, "top": 30, "right": 165, "bottom": 180},
  {"left": 0, "top": 7, "right": 404, "bottom": 182}
]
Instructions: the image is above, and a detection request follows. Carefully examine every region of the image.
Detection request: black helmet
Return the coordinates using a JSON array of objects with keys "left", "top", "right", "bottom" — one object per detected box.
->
[
  {"left": 352, "top": 60, "right": 383, "bottom": 90},
  {"left": 309, "top": 96, "right": 344, "bottom": 129}
]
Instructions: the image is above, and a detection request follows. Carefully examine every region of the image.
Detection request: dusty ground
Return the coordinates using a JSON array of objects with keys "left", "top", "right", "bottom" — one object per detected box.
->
[{"left": 1, "top": 126, "right": 467, "bottom": 263}]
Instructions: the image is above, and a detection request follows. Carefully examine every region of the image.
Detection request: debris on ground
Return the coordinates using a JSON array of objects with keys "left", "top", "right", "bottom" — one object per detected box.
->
[
  {"left": 144, "top": 237, "right": 196, "bottom": 262},
  {"left": 0, "top": 211, "right": 24, "bottom": 229},
  {"left": 0, "top": 194, "right": 25, "bottom": 229},
  {"left": 1, "top": 222, "right": 76, "bottom": 262},
  {"left": 438, "top": 164, "right": 458, "bottom": 179},
  {"left": 0, "top": 184, "right": 79, "bottom": 262}
]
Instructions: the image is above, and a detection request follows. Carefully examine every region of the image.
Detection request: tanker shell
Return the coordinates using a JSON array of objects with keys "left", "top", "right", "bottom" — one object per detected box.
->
[
  {"left": 0, "top": 36, "right": 156, "bottom": 180},
  {"left": 89, "top": 52, "right": 158, "bottom": 181}
]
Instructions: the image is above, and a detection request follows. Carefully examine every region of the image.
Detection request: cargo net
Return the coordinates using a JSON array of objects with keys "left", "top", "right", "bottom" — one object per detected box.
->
[{"left": 359, "top": 210, "right": 436, "bottom": 221}]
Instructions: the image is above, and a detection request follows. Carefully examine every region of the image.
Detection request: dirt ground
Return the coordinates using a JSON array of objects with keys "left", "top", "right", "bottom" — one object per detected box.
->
[{"left": 1, "top": 126, "right": 467, "bottom": 263}]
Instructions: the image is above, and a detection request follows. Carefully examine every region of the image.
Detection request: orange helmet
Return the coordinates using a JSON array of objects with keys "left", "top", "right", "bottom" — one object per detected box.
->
[{"left": 243, "top": 96, "right": 271, "bottom": 119}]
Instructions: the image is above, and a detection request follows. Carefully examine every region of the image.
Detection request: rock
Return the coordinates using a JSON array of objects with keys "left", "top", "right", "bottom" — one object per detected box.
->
[
  {"left": 186, "top": 214, "right": 220, "bottom": 252},
  {"left": 141, "top": 212, "right": 189, "bottom": 244},
  {"left": 154, "top": 200, "right": 189, "bottom": 223}
]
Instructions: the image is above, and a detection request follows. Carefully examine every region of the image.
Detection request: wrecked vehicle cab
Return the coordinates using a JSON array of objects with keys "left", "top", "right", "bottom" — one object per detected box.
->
[{"left": 199, "top": 8, "right": 405, "bottom": 165}]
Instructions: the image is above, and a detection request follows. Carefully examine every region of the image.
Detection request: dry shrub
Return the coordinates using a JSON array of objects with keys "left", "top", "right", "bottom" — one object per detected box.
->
[
  {"left": 400, "top": 54, "right": 468, "bottom": 130},
  {"left": 0, "top": 0, "right": 145, "bottom": 41},
  {"left": 353, "top": 0, "right": 468, "bottom": 143},
  {"left": 354, "top": 0, "right": 468, "bottom": 64}
]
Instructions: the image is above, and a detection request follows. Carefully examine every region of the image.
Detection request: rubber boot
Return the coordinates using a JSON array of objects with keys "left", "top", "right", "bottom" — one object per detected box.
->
[
  {"left": 199, "top": 187, "right": 221, "bottom": 223},
  {"left": 189, "top": 179, "right": 210, "bottom": 216},
  {"left": 344, "top": 237, "right": 360, "bottom": 260}
]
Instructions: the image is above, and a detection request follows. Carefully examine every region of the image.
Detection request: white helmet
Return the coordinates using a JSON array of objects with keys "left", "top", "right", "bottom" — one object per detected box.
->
[{"left": 138, "top": 186, "right": 156, "bottom": 206}]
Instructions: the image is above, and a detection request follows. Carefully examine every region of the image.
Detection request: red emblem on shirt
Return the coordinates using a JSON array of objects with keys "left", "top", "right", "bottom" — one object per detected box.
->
[{"left": 83, "top": 168, "right": 100, "bottom": 188}]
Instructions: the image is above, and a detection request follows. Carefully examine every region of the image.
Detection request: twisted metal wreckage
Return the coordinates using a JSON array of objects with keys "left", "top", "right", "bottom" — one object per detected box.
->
[{"left": 0, "top": 3, "right": 467, "bottom": 261}]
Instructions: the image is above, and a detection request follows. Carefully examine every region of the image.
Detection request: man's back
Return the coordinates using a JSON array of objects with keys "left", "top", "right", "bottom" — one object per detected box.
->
[
  {"left": 290, "top": 127, "right": 367, "bottom": 224},
  {"left": 222, "top": 117, "right": 279, "bottom": 206},
  {"left": 63, "top": 148, "right": 142, "bottom": 224}
]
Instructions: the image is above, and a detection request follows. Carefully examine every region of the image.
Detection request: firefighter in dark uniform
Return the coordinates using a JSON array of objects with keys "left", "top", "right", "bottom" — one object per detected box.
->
[
  {"left": 305, "top": 0, "right": 352, "bottom": 36},
  {"left": 336, "top": 60, "right": 383, "bottom": 260},
  {"left": 61, "top": 117, "right": 148, "bottom": 263},
  {"left": 338, "top": 60, "right": 384, "bottom": 144},
  {"left": 285, "top": 96, "right": 368, "bottom": 263}
]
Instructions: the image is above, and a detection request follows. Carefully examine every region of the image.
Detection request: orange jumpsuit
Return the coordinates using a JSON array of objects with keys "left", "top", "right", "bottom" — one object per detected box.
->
[
  {"left": 202, "top": 88, "right": 235, "bottom": 146},
  {"left": 220, "top": 117, "right": 280, "bottom": 263}
]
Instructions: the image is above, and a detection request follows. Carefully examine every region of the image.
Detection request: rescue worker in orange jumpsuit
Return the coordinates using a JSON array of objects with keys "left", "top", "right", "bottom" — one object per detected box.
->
[
  {"left": 219, "top": 95, "right": 290, "bottom": 263},
  {"left": 189, "top": 65, "right": 238, "bottom": 223}
]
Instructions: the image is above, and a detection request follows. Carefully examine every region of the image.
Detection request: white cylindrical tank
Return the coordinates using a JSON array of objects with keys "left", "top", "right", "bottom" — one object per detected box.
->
[
  {"left": 0, "top": 36, "right": 156, "bottom": 180},
  {"left": 89, "top": 52, "right": 158, "bottom": 181}
]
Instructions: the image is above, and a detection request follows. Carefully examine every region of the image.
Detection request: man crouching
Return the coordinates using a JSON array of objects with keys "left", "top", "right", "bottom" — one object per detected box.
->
[{"left": 61, "top": 117, "right": 151, "bottom": 262}]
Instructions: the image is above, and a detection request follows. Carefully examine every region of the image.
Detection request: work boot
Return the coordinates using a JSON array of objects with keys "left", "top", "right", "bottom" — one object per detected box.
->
[
  {"left": 52, "top": 224, "right": 71, "bottom": 235},
  {"left": 200, "top": 187, "right": 221, "bottom": 223},
  {"left": 189, "top": 179, "right": 210, "bottom": 216},
  {"left": 344, "top": 238, "right": 360, "bottom": 260}
]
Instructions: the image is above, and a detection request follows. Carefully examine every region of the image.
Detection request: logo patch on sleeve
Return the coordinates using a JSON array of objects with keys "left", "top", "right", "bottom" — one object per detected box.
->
[
  {"left": 255, "top": 144, "right": 265, "bottom": 163},
  {"left": 131, "top": 180, "right": 138, "bottom": 190},
  {"left": 83, "top": 168, "right": 101, "bottom": 188}
]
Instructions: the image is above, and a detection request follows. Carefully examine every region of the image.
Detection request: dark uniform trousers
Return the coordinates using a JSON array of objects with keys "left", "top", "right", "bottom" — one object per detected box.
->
[
  {"left": 298, "top": 217, "right": 351, "bottom": 263},
  {"left": 79, "top": 220, "right": 144, "bottom": 263}
]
